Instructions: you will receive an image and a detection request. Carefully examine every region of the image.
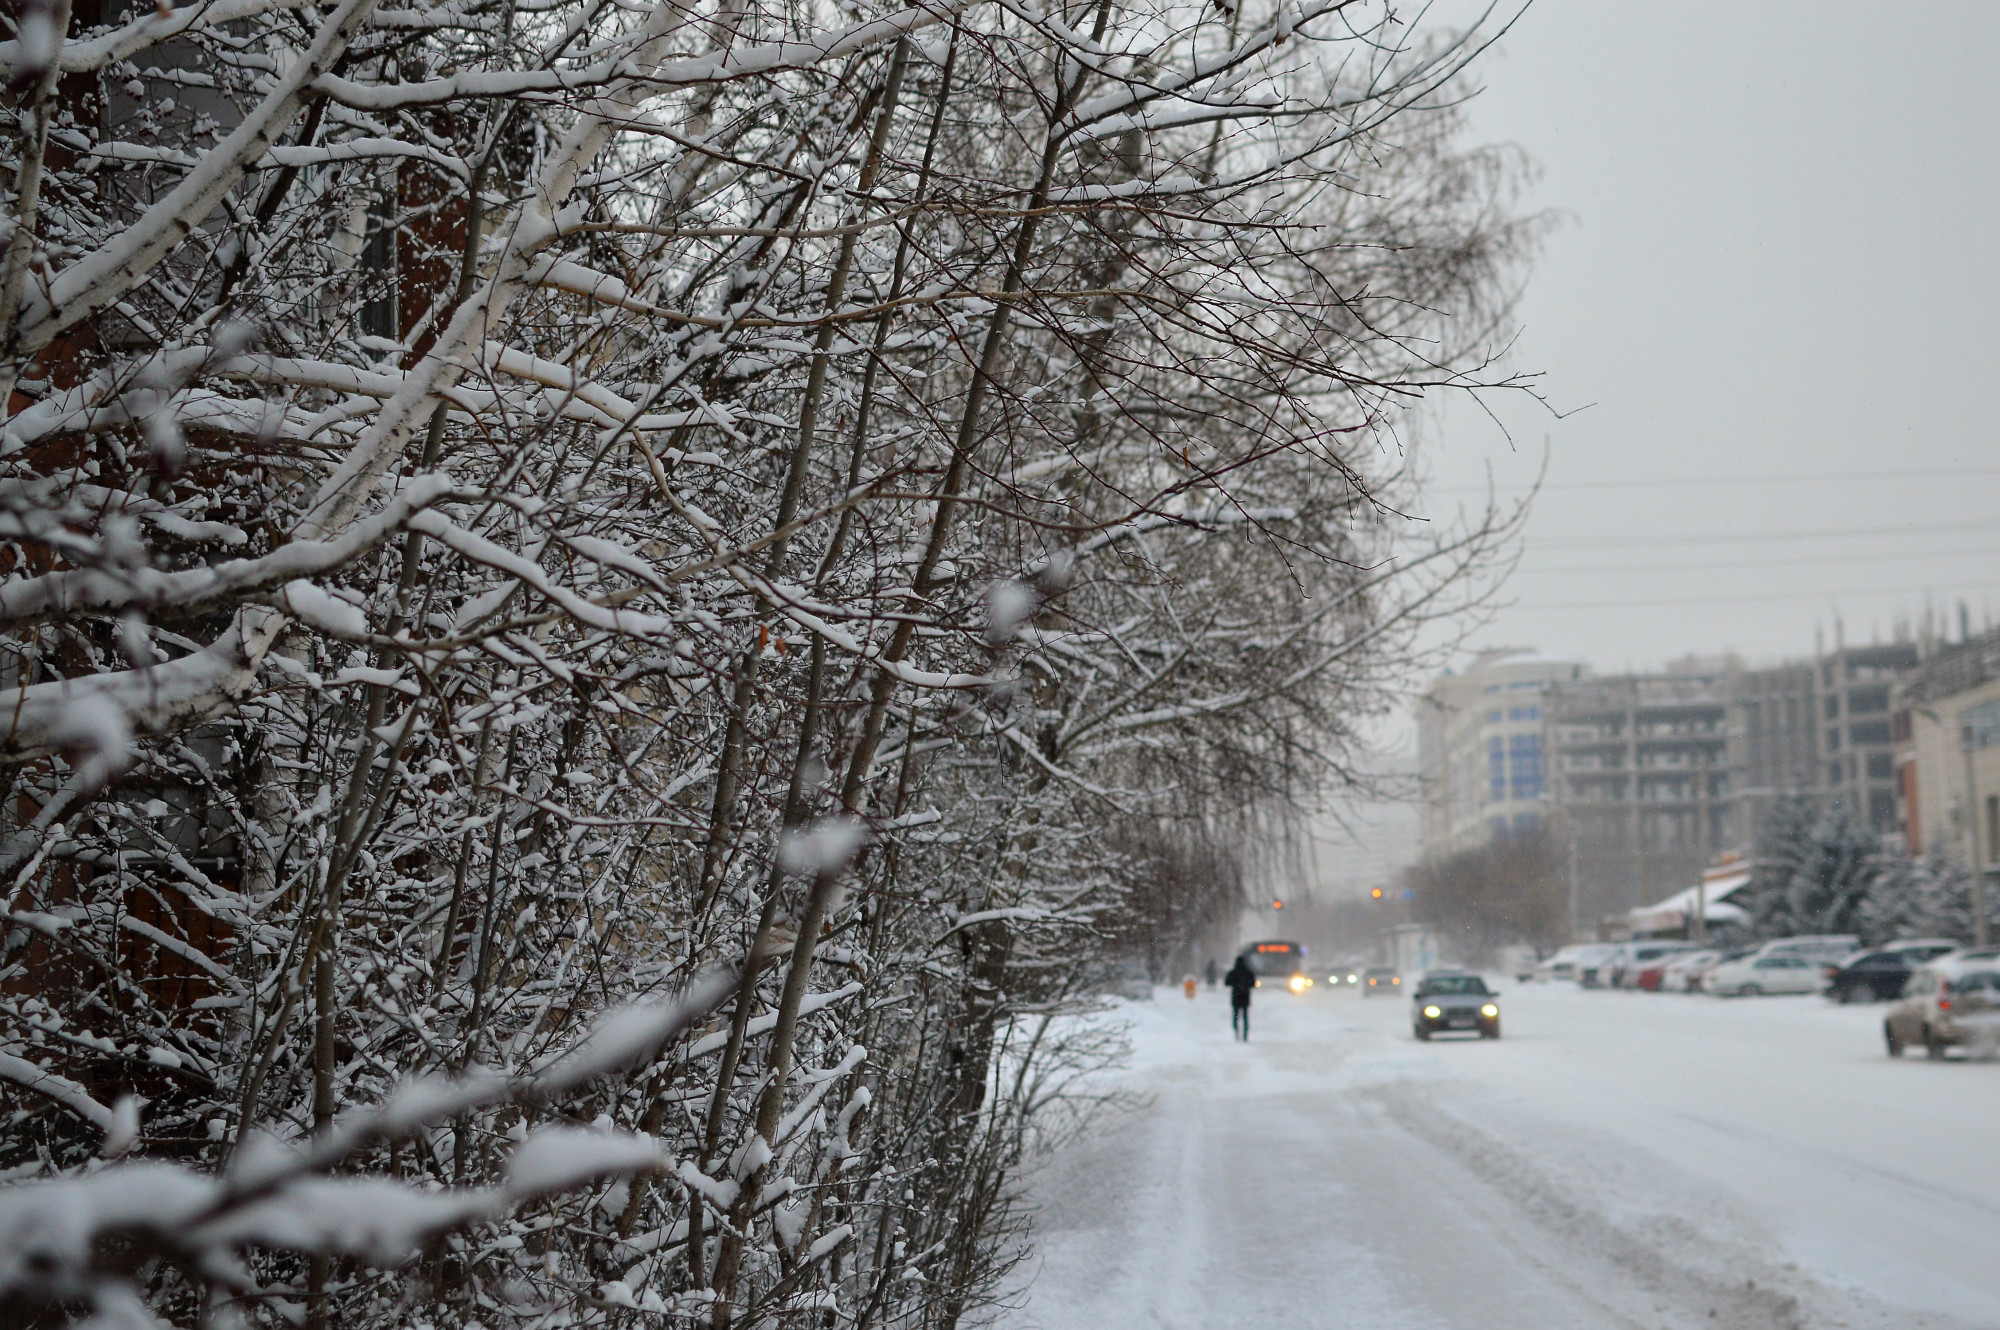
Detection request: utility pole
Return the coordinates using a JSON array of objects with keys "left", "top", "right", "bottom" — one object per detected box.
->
[
  {"left": 1567, "top": 833, "right": 1580, "bottom": 944},
  {"left": 1963, "top": 718, "right": 1987, "bottom": 948}
]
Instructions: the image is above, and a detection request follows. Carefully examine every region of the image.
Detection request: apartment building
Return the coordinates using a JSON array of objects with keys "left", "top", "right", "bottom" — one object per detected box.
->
[
  {"left": 1894, "top": 626, "right": 2000, "bottom": 868},
  {"left": 1817, "top": 640, "right": 1920, "bottom": 835},
  {"left": 1727, "top": 661, "right": 1822, "bottom": 846},
  {"left": 1417, "top": 635, "right": 1925, "bottom": 937},
  {"left": 1416, "top": 648, "right": 1587, "bottom": 858},
  {"left": 1543, "top": 658, "right": 1735, "bottom": 926}
]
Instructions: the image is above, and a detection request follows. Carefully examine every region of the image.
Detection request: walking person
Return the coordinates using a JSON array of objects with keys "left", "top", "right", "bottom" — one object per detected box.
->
[
  {"left": 1203, "top": 957, "right": 1219, "bottom": 988},
  {"left": 1224, "top": 954, "right": 1257, "bottom": 1041}
]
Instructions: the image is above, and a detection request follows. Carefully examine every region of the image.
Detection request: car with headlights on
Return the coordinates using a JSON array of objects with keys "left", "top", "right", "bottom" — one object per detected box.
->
[
  {"left": 1412, "top": 971, "right": 1501, "bottom": 1039},
  {"left": 1361, "top": 965, "right": 1401, "bottom": 996}
]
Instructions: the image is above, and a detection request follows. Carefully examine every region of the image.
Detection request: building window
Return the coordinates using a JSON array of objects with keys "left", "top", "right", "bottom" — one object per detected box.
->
[
  {"left": 1967, "top": 699, "right": 2000, "bottom": 750},
  {"left": 1508, "top": 733, "right": 1543, "bottom": 801},
  {"left": 1988, "top": 796, "right": 2000, "bottom": 868},
  {"left": 1487, "top": 710, "right": 1503, "bottom": 724},
  {"left": 1489, "top": 738, "right": 1505, "bottom": 802},
  {"left": 1850, "top": 719, "right": 1891, "bottom": 746},
  {"left": 1509, "top": 706, "right": 1540, "bottom": 722},
  {"left": 1513, "top": 813, "right": 1540, "bottom": 833}
]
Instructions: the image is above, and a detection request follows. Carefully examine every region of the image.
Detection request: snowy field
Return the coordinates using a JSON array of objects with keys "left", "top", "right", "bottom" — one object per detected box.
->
[{"left": 997, "top": 981, "right": 2000, "bottom": 1330}]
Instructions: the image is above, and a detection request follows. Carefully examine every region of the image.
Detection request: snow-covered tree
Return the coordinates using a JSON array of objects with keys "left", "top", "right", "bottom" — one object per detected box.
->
[
  {"left": 0, "top": 0, "right": 1534, "bottom": 1324},
  {"left": 1748, "top": 797, "right": 1880, "bottom": 940}
]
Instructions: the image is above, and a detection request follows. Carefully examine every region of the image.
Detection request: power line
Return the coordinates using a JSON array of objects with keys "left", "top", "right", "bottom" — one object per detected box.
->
[
  {"left": 1531, "top": 518, "right": 2000, "bottom": 551},
  {"left": 1427, "top": 464, "right": 2000, "bottom": 495},
  {"left": 1515, "top": 545, "right": 2000, "bottom": 577},
  {"left": 1513, "top": 581, "right": 2000, "bottom": 611}
]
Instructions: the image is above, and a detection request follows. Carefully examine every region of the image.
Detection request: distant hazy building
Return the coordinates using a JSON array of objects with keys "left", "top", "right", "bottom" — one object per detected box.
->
[
  {"left": 1417, "top": 648, "right": 1587, "bottom": 858},
  {"left": 1726, "top": 661, "right": 1822, "bottom": 849},
  {"left": 1895, "top": 627, "right": 2000, "bottom": 869},
  {"left": 1816, "top": 639, "right": 1920, "bottom": 835},
  {"left": 1419, "top": 634, "right": 1928, "bottom": 940},
  {"left": 1543, "top": 657, "right": 1736, "bottom": 928}
]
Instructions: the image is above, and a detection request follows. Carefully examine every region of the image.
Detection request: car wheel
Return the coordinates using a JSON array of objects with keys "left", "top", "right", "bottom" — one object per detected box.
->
[
  {"left": 1925, "top": 1026, "right": 1947, "bottom": 1060},
  {"left": 1740, "top": 983, "right": 1762, "bottom": 997},
  {"left": 1482, "top": 1024, "right": 1501, "bottom": 1040},
  {"left": 1837, "top": 986, "right": 1856, "bottom": 1005},
  {"left": 1413, "top": 1026, "right": 1430, "bottom": 1041},
  {"left": 1885, "top": 1021, "right": 1904, "bottom": 1057}
]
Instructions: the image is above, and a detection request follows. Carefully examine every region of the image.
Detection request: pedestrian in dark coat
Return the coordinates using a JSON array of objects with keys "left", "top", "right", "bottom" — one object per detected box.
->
[{"left": 1224, "top": 955, "right": 1257, "bottom": 1040}]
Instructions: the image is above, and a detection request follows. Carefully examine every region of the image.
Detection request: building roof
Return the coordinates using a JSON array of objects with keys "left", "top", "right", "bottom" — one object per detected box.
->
[
  {"left": 1625, "top": 866, "right": 1753, "bottom": 934},
  {"left": 1902, "top": 627, "right": 2000, "bottom": 706}
]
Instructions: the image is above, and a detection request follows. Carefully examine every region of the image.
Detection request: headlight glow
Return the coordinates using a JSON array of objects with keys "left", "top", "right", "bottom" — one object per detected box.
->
[
  {"left": 1423, "top": 1005, "right": 1442, "bottom": 1018},
  {"left": 1480, "top": 1004, "right": 1499, "bottom": 1017},
  {"left": 1289, "top": 974, "right": 1311, "bottom": 993},
  {"left": 1347, "top": 973, "right": 1358, "bottom": 983}
]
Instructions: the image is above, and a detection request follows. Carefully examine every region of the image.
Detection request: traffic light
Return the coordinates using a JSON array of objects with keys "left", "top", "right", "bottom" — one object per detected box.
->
[{"left": 1370, "top": 886, "right": 1384, "bottom": 900}]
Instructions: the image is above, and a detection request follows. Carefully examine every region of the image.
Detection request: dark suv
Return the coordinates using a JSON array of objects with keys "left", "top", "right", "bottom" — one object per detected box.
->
[{"left": 1828, "top": 951, "right": 1914, "bottom": 1003}]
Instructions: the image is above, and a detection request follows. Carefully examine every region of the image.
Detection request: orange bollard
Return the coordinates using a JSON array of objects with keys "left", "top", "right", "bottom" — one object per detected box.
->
[{"left": 1183, "top": 976, "right": 1198, "bottom": 1000}]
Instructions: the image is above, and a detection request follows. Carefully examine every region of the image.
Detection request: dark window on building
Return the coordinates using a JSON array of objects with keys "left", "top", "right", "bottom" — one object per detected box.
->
[
  {"left": 1849, "top": 686, "right": 1890, "bottom": 715},
  {"left": 1508, "top": 733, "right": 1543, "bottom": 801},
  {"left": 1866, "top": 752, "right": 1894, "bottom": 780},
  {"left": 1850, "top": 719, "right": 1891, "bottom": 746},
  {"left": 1868, "top": 789, "right": 1897, "bottom": 831}
]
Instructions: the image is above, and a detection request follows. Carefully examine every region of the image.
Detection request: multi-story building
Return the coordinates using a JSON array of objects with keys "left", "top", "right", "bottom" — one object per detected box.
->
[
  {"left": 1418, "top": 634, "right": 1926, "bottom": 939},
  {"left": 1726, "top": 661, "right": 1821, "bottom": 847},
  {"left": 1543, "top": 657, "right": 1736, "bottom": 928},
  {"left": 1817, "top": 639, "right": 1921, "bottom": 835},
  {"left": 1416, "top": 648, "right": 1587, "bottom": 859},
  {"left": 1894, "top": 626, "right": 2000, "bottom": 868}
]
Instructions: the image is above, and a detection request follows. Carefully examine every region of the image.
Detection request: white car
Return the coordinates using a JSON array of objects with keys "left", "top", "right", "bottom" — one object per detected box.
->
[
  {"left": 1750, "top": 935, "right": 1860, "bottom": 966},
  {"left": 1660, "top": 950, "right": 1720, "bottom": 992},
  {"left": 1706, "top": 953, "right": 1826, "bottom": 997},
  {"left": 1534, "top": 943, "right": 1618, "bottom": 982}
]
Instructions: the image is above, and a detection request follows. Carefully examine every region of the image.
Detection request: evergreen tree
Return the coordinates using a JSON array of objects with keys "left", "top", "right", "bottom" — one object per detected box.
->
[
  {"left": 1859, "top": 852, "right": 1988, "bottom": 945},
  {"left": 1749, "top": 797, "right": 1878, "bottom": 938}
]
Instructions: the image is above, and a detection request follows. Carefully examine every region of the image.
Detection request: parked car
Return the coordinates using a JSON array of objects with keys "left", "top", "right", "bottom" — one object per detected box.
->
[
  {"left": 1826, "top": 950, "right": 1919, "bottom": 1003},
  {"left": 1538, "top": 943, "right": 1619, "bottom": 983},
  {"left": 1885, "top": 938, "right": 1961, "bottom": 962},
  {"left": 1750, "top": 934, "right": 1860, "bottom": 965},
  {"left": 1685, "top": 948, "right": 1755, "bottom": 992},
  {"left": 1361, "top": 966, "right": 1402, "bottom": 996},
  {"left": 1885, "top": 959, "right": 2000, "bottom": 1058},
  {"left": 1706, "top": 952, "right": 1825, "bottom": 997},
  {"left": 1605, "top": 942, "right": 1702, "bottom": 989},
  {"left": 1659, "top": 949, "right": 1720, "bottom": 992}
]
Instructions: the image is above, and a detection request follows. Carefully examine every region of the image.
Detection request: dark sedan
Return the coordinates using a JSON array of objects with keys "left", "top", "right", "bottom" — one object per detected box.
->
[
  {"left": 1412, "top": 971, "right": 1501, "bottom": 1040},
  {"left": 1828, "top": 951, "right": 1914, "bottom": 1003}
]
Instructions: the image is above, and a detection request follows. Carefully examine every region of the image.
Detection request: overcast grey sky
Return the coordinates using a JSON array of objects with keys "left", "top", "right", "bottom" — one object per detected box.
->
[{"left": 1409, "top": 0, "right": 2000, "bottom": 675}]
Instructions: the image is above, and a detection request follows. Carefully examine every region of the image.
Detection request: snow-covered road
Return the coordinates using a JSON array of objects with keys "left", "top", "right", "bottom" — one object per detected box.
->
[{"left": 1000, "top": 982, "right": 2000, "bottom": 1329}]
